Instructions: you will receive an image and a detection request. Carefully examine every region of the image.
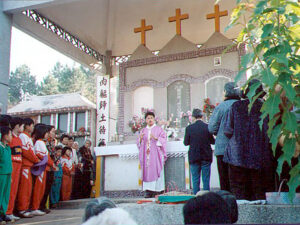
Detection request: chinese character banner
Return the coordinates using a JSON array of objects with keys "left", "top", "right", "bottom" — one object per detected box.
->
[{"left": 96, "top": 75, "right": 110, "bottom": 147}]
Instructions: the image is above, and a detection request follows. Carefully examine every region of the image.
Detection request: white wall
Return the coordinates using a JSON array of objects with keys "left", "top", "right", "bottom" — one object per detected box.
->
[
  {"left": 105, "top": 156, "right": 140, "bottom": 191},
  {"left": 104, "top": 155, "right": 220, "bottom": 191},
  {"left": 133, "top": 86, "right": 154, "bottom": 117}
]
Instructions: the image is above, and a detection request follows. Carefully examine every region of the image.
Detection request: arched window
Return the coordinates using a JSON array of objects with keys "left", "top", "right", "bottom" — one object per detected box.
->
[
  {"left": 133, "top": 86, "right": 154, "bottom": 116},
  {"left": 205, "top": 76, "right": 231, "bottom": 105},
  {"left": 167, "top": 81, "right": 191, "bottom": 128}
]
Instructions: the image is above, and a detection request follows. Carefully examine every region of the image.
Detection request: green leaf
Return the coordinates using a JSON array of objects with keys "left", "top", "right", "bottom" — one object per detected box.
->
[
  {"left": 255, "top": 0, "right": 267, "bottom": 14},
  {"left": 259, "top": 111, "right": 268, "bottom": 130},
  {"left": 262, "top": 24, "right": 274, "bottom": 38},
  {"left": 278, "top": 73, "right": 296, "bottom": 101},
  {"left": 289, "top": 25, "right": 300, "bottom": 40},
  {"left": 237, "top": 28, "right": 247, "bottom": 42},
  {"left": 241, "top": 53, "right": 254, "bottom": 69},
  {"left": 270, "top": 54, "right": 289, "bottom": 67},
  {"left": 270, "top": 124, "right": 282, "bottom": 153},
  {"left": 282, "top": 110, "right": 298, "bottom": 133},
  {"left": 295, "top": 96, "right": 300, "bottom": 108},
  {"left": 247, "top": 82, "right": 262, "bottom": 100},
  {"left": 288, "top": 162, "right": 300, "bottom": 202},
  {"left": 261, "top": 93, "right": 281, "bottom": 119},
  {"left": 276, "top": 154, "right": 287, "bottom": 175},
  {"left": 286, "top": 2, "right": 300, "bottom": 16},
  {"left": 261, "top": 69, "right": 276, "bottom": 87},
  {"left": 263, "top": 8, "right": 276, "bottom": 13},
  {"left": 236, "top": 0, "right": 242, "bottom": 3},
  {"left": 277, "top": 7, "right": 286, "bottom": 14},
  {"left": 287, "top": 173, "right": 300, "bottom": 203},
  {"left": 234, "top": 69, "right": 247, "bottom": 83},
  {"left": 283, "top": 137, "right": 296, "bottom": 160},
  {"left": 270, "top": 0, "right": 280, "bottom": 7},
  {"left": 249, "top": 91, "right": 264, "bottom": 113},
  {"left": 282, "top": 81, "right": 296, "bottom": 102}
]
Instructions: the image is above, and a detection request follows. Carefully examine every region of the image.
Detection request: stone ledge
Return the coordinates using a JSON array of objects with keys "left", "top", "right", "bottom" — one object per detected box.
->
[
  {"left": 57, "top": 199, "right": 300, "bottom": 224},
  {"left": 120, "top": 203, "right": 300, "bottom": 225}
]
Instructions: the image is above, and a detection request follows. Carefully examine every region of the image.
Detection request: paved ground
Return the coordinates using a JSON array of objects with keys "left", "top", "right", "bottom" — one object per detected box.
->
[
  {"left": 14, "top": 209, "right": 84, "bottom": 225},
  {"left": 12, "top": 198, "right": 140, "bottom": 225}
]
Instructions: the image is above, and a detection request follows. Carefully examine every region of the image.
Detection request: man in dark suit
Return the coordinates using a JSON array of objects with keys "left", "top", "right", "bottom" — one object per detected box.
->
[{"left": 184, "top": 109, "right": 215, "bottom": 194}]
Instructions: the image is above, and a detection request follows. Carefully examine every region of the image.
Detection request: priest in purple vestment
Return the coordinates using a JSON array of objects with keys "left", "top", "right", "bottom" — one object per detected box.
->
[{"left": 137, "top": 112, "right": 167, "bottom": 198}]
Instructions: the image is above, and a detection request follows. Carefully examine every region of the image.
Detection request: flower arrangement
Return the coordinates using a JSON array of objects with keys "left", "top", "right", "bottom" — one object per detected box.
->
[
  {"left": 78, "top": 127, "right": 86, "bottom": 133},
  {"left": 128, "top": 108, "right": 156, "bottom": 133},
  {"left": 128, "top": 115, "right": 145, "bottom": 133},
  {"left": 180, "top": 111, "right": 193, "bottom": 124},
  {"left": 203, "top": 98, "right": 215, "bottom": 120}
]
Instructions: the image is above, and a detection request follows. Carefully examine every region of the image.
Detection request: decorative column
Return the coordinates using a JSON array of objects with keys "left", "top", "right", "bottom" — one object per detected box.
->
[{"left": 0, "top": 3, "right": 12, "bottom": 113}]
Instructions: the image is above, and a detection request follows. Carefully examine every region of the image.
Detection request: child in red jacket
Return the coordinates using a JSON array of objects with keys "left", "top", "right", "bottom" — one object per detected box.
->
[
  {"left": 61, "top": 147, "right": 74, "bottom": 201},
  {"left": 6, "top": 117, "right": 24, "bottom": 221},
  {"left": 17, "top": 118, "right": 40, "bottom": 218},
  {"left": 31, "top": 124, "right": 56, "bottom": 216}
]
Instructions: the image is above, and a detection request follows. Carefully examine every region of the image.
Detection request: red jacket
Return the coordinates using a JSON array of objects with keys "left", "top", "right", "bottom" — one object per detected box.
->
[
  {"left": 9, "top": 133, "right": 22, "bottom": 163},
  {"left": 19, "top": 132, "right": 39, "bottom": 167},
  {"left": 34, "top": 139, "right": 54, "bottom": 171}
]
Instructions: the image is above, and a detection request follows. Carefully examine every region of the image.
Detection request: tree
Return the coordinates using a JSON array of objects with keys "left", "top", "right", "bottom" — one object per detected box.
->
[
  {"left": 8, "top": 65, "right": 40, "bottom": 105},
  {"left": 43, "top": 62, "right": 97, "bottom": 103},
  {"left": 226, "top": 0, "right": 299, "bottom": 201},
  {"left": 39, "top": 74, "right": 59, "bottom": 95}
]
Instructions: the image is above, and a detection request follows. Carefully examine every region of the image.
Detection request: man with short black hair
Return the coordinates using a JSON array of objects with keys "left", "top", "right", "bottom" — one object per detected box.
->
[
  {"left": 183, "top": 192, "right": 231, "bottom": 224},
  {"left": 58, "top": 134, "right": 69, "bottom": 147},
  {"left": 184, "top": 109, "right": 215, "bottom": 194}
]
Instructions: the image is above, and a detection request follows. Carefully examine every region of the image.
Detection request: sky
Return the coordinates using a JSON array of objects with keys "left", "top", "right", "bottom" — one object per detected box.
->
[{"left": 10, "top": 27, "right": 78, "bottom": 83}]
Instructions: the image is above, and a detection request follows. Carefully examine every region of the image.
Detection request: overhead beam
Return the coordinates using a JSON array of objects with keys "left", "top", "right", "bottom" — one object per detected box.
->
[
  {"left": 13, "top": 12, "right": 103, "bottom": 72},
  {"left": 3, "top": 0, "right": 82, "bottom": 13}
]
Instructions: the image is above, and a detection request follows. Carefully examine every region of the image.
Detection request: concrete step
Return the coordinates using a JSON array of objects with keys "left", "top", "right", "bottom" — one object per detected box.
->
[
  {"left": 57, "top": 198, "right": 145, "bottom": 209},
  {"left": 57, "top": 198, "right": 300, "bottom": 224}
]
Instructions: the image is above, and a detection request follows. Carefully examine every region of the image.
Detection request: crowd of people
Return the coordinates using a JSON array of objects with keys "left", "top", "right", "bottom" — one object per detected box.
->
[
  {"left": 0, "top": 115, "right": 95, "bottom": 223},
  {"left": 185, "top": 79, "right": 299, "bottom": 201}
]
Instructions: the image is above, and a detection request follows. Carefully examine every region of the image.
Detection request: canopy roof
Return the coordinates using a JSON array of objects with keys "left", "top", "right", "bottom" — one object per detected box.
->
[
  {"left": 3, "top": 0, "right": 242, "bottom": 67},
  {"left": 8, "top": 93, "right": 96, "bottom": 115}
]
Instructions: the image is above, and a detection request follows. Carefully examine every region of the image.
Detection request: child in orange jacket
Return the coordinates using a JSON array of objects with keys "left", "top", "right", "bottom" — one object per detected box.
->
[
  {"left": 61, "top": 147, "right": 74, "bottom": 201},
  {"left": 6, "top": 117, "right": 24, "bottom": 221},
  {"left": 17, "top": 118, "right": 40, "bottom": 218},
  {"left": 31, "top": 124, "right": 56, "bottom": 216}
]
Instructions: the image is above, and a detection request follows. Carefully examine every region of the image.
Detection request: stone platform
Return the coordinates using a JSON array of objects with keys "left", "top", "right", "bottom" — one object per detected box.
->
[{"left": 57, "top": 198, "right": 300, "bottom": 224}]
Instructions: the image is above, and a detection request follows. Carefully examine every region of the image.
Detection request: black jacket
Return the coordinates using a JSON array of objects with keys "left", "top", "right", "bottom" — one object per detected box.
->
[{"left": 184, "top": 120, "right": 215, "bottom": 164}]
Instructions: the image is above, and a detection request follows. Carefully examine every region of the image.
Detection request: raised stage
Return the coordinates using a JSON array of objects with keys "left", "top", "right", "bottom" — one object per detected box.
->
[{"left": 94, "top": 141, "right": 220, "bottom": 195}]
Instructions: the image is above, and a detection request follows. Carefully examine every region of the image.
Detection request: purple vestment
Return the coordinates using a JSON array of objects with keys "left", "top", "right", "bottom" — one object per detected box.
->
[{"left": 137, "top": 125, "right": 167, "bottom": 182}]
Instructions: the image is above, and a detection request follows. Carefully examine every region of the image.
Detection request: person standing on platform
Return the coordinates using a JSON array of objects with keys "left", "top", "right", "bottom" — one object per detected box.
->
[
  {"left": 208, "top": 82, "right": 240, "bottom": 192},
  {"left": 184, "top": 109, "right": 215, "bottom": 194},
  {"left": 58, "top": 134, "right": 69, "bottom": 148},
  {"left": 72, "top": 141, "right": 83, "bottom": 199},
  {"left": 0, "top": 126, "right": 13, "bottom": 224},
  {"left": 137, "top": 112, "right": 167, "bottom": 198},
  {"left": 223, "top": 79, "right": 273, "bottom": 200},
  {"left": 31, "top": 125, "right": 56, "bottom": 216},
  {"left": 79, "top": 141, "right": 95, "bottom": 199},
  {"left": 6, "top": 117, "right": 24, "bottom": 221},
  {"left": 61, "top": 146, "right": 74, "bottom": 201},
  {"left": 17, "top": 118, "right": 40, "bottom": 218},
  {"left": 50, "top": 146, "right": 63, "bottom": 208},
  {"left": 39, "top": 125, "right": 57, "bottom": 214}
]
